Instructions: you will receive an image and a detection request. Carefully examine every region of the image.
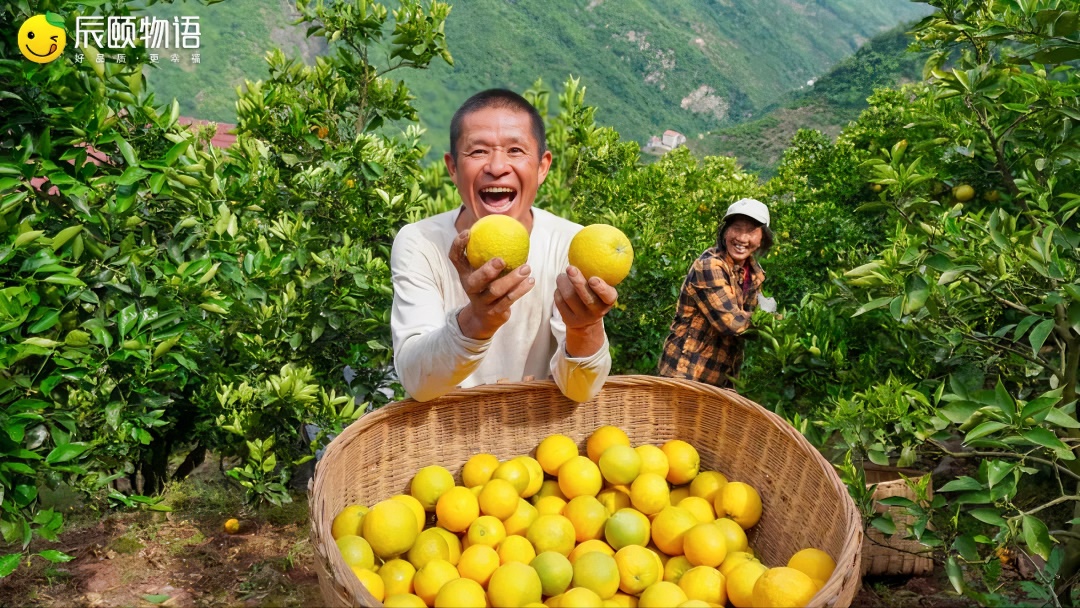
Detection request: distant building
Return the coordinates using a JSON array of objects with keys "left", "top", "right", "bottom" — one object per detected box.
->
[
  {"left": 662, "top": 130, "right": 687, "bottom": 149},
  {"left": 642, "top": 130, "right": 687, "bottom": 156}
]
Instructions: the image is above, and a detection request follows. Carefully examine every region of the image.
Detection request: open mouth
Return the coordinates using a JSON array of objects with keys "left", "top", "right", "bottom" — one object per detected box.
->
[{"left": 479, "top": 186, "right": 518, "bottom": 212}]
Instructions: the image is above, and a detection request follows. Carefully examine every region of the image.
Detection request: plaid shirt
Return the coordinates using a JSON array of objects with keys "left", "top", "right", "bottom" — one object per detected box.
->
[{"left": 657, "top": 247, "right": 766, "bottom": 388}]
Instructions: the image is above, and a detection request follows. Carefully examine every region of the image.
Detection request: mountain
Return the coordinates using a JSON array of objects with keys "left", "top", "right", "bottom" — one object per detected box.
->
[
  {"left": 687, "top": 22, "right": 928, "bottom": 177},
  {"left": 143, "top": 0, "right": 932, "bottom": 152}
]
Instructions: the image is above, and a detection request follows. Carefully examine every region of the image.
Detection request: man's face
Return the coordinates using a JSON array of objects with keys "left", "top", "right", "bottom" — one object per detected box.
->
[{"left": 445, "top": 106, "right": 552, "bottom": 231}]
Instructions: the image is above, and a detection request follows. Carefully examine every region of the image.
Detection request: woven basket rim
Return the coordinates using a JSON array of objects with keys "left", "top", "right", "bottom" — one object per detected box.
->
[{"left": 309, "top": 374, "right": 863, "bottom": 607}]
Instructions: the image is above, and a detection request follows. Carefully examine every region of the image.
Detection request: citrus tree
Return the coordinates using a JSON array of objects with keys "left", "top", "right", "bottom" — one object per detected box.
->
[
  {"left": 834, "top": 0, "right": 1080, "bottom": 601},
  {"left": 0, "top": 0, "right": 451, "bottom": 576}
]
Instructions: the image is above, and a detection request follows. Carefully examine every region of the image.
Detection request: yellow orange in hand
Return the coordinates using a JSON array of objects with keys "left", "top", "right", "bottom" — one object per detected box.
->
[{"left": 568, "top": 224, "right": 635, "bottom": 286}]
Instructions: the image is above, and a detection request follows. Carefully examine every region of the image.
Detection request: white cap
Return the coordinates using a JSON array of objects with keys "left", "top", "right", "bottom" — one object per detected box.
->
[{"left": 724, "top": 198, "right": 770, "bottom": 227}]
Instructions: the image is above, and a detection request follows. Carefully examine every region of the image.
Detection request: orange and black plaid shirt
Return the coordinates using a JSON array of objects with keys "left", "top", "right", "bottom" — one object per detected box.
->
[{"left": 657, "top": 247, "right": 766, "bottom": 388}]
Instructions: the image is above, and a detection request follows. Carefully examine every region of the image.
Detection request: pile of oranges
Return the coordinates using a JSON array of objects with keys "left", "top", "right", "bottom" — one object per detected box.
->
[{"left": 331, "top": 425, "right": 835, "bottom": 607}]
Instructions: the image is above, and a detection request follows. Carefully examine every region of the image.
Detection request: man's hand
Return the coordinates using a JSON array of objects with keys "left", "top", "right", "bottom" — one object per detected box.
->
[
  {"left": 449, "top": 229, "right": 535, "bottom": 341},
  {"left": 556, "top": 266, "right": 618, "bottom": 357}
]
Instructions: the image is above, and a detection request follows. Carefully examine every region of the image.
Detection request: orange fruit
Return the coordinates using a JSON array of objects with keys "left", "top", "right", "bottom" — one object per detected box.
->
[
  {"left": 534, "top": 494, "right": 568, "bottom": 517},
  {"left": 638, "top": 581, "right": 688, "bottom": 608},
  {"left": 751, "top": 567, "right": 817, "bottom": 608},
  {"left": 598, "top": 444, "right": 642, "bottom": 485},
  {"left": 407, "top": 527, "right": 451, "bottom": 569},
  {"left": 635, "top": 445, "right": 669, "bottom": 479},
  {"left": 614, "top": 544, "right": 661, "bottom": 595},
  {"left": 436, "top": 486, "right": 480, "bottom": 533},
  {"left": 467, "top": 515, "right": 506, "bottom": 549},
  {"left": 604, "top": 508, "right": 651, "bottom": 550},
  {"left": 379, "top": 559, "right": 417, "bottom": 597},
  {"left": 597, "top": 485, "right": 632, "bottom": 515},
  {"left": 678, "top": 566, "right": 726, "bottom": 605},
  {"left": 531, "top": 550, "right": 574, "bottom": 597},
  {"left": 568, "top": 224, "right": 634, "bottom": 287},
  {"left": 336, "top": 535, "right": 376, "bottom": 570},
  {"left": 714, "top": 517, "right": 749, "bottom": 553},
  {"left": 559, "top": 587, "right": 604, "bottom": 608},
  {"left": 411, "top": 465, "right": 456, "bottom": 511},
  {"left": 526, "top": 514, "right": 576, "bottom": 556},
  {"left": 661, "top": 440, "right": 700, "bottom": 485},
  {"left": 467, "top": 214, "right": 530, "bottom": 270},
  {"left": 678, "top": 496, "right": 715, "bottom": 523},
  {"left": 362, "top": 499, "right": 420, "bottom": 559},
  {"left": 715, "top": 482, "right": 762, "bottom": 530},
  {"left": 726, "top": 560, "right": 768, "bottom": 608},
  {"left": 414, "top": 559, "right": 460, "bottom": 606},
  {"left": 430, "top": 527, "right": 463, "bottom": 566},
  {"left": 533, "top": 479, "right": 567, "bottom": 502},
  {"left": 787, "top": 548, "right": 836, "bottom": 583},
  {"left": 688, "top": 471, "right": 728, "bottom": 504},
  {"left": 478, "top": 478, "right": 520, "bottom": 520},
  {"left": 651, "top": 506, "right": 699, "bottom": 556},
  {"left": 503, "top": 498, "right": 539, "bottom": 536},
  {"left": 391, "top": 494, "right": 427, "bottom": 532},
  {"left": 492, "top": 459, "right": 531, "bottom": 495},
  {"left": 719, "top": 551, "right": 759, "bottom": 578},
  {"left": 457, "top": 544, "right": 500, "bottom": 586},
  {"left": 558, "top": 455, "right": 603, "bottom": 499},
  {"left": 572, "top": 550, "right": 620, "bottom": 599},
  {"left": 536, "top": 434, "right": 579, "bottom": 476},
  {"left": 488, "top": 562, "right": 542, "bottom": 607},
  {"left": 434, "top": 577, "right": 488, "bottom": 608},
  {"left": 587, "top": 426, "right": 631, "bottom": 463},
  {"left": 514, "top": 456, "right": 545, "bottom": 498},
  {"left": 629, "top": 473, "right": 670, "bottom": 515},
  {"left": 669, "top": 485, "right": 691, "bottom": 505},
  {"left": 568, "top": 538, "right": 615, "bottom": 564},
  {"left": 683, "top": 523, "right": 727, "bottom": 568},
  {"left": 498, "top": 534, "right": 536, "bottom": 565},
  {"left": 664, "top": 555, "right": 694, "bottom": 584},
  {"left": 462, "top": 453, "right": 500, "bottom": 488},
  {"left": 331, "top": 505, "right": 368, "bottom": 540},
  {"left": 383, "top": 593, "right": 427, "bottom": 608},
  {"left": 563, "top": 495, "right": 609, "bottom": 543},
  {"left": 352, "top": 566, "right": 386, "bottom": 602}
]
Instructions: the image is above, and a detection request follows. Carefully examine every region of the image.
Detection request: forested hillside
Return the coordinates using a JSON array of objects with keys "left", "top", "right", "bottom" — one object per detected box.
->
[{"left": 146, "top": 0, "right": 930, "bottom": 152}]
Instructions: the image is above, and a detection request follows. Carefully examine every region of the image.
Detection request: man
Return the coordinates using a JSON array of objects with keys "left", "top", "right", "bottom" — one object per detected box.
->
[{"left": 390, "top": 89, "right": 617, "bottom": 402}]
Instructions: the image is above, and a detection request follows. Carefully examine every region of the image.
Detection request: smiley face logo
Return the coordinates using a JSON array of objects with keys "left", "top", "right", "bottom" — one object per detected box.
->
[{"left": 18, "top": 13, "right": 67, "bottom": 64}]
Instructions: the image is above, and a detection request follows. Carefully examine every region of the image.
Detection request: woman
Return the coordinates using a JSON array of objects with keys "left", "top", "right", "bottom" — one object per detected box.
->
[{"left": 657, "top": 198, "right": 774, "bottom": 388}]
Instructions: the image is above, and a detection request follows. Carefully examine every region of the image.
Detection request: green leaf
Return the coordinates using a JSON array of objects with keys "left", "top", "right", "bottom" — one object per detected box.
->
[
  {"left": 904, "top": 274, "right": 929, "bottom": 315},
  {"left": 939, "top": 400, "right": 983, "bottom": 424},
  {"left": 853, "top": 297, "right": 892, "bottom": 317},
  {"left": 969, "top": 508, "right": 1007, "bottom": 527},
  {"left": 141, "top": 594, "right": 170, "bottom": 605},
  {"left": 1045, "top": 408, "right": 1080, "bottom": 429},
  {"left": 965, "top": 421, "right": 1010, "bottom": 442},
  {"left": 1022, "top": 516, "right": 1054, "bottom": 561},
  {"left": 986, "top": 461, "right": 1015, "bottom": 488},
  {"left": 1014, "top": 315, "right": 1042, "bottom": 341},
  {"left": 871, "top": 516, "right": 896, "bottom": 535},
  {"left": 1029, "top": 319, "right": 1055, "bottom": 356},
  {"left": 0, "top": 554, "right": 20, "bottom": 578},
  {"left": 954, "top": 535, "right": 979, "bottom": 562},
  {"left": 946, "top": 554, "right": 963, "bottom": 594},
  {"left": 28, "top": 310, "right": 60, "bottom": 333},
  {"left": 939, "top": 477, "right": 984, "bottom": 492},
  {"left": 118, "top": 304, "right": 138, "bottom": 339},
  {"left": 1021, "top": 428, "right": 1074, "bottom": 459},
  {"left": 35, "top": 550, "right": 72, "bottom": 563},
  {"left": 117, "top": 138, "right": 138, "bottom": 167},
  {"left": 45, "top": 443, "right": 89, "bottom": 464}
]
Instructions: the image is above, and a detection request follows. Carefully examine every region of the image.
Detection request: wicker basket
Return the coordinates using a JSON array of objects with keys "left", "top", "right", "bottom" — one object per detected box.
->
[
  {"left": 861, "top": 466, "right": 934, "bottom": 577},
  {"left": 309, "top": 375, "right": 863, "bottom": 607}
]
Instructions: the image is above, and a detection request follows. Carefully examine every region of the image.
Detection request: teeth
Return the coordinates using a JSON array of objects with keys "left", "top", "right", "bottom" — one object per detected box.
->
[{"left": 481, "top": 187, "right": 515, "bottom": 193}]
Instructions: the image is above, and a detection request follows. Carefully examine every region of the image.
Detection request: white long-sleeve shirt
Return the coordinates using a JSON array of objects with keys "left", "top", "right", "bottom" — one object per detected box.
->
[{"left": 390, "top": 207, "right": 611, "bottom": 403}]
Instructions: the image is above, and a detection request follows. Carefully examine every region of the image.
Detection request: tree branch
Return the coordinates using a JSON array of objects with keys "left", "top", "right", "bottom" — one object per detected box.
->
[{"left": 928, "top": 438, "right": 1080, "bottom": 481}]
